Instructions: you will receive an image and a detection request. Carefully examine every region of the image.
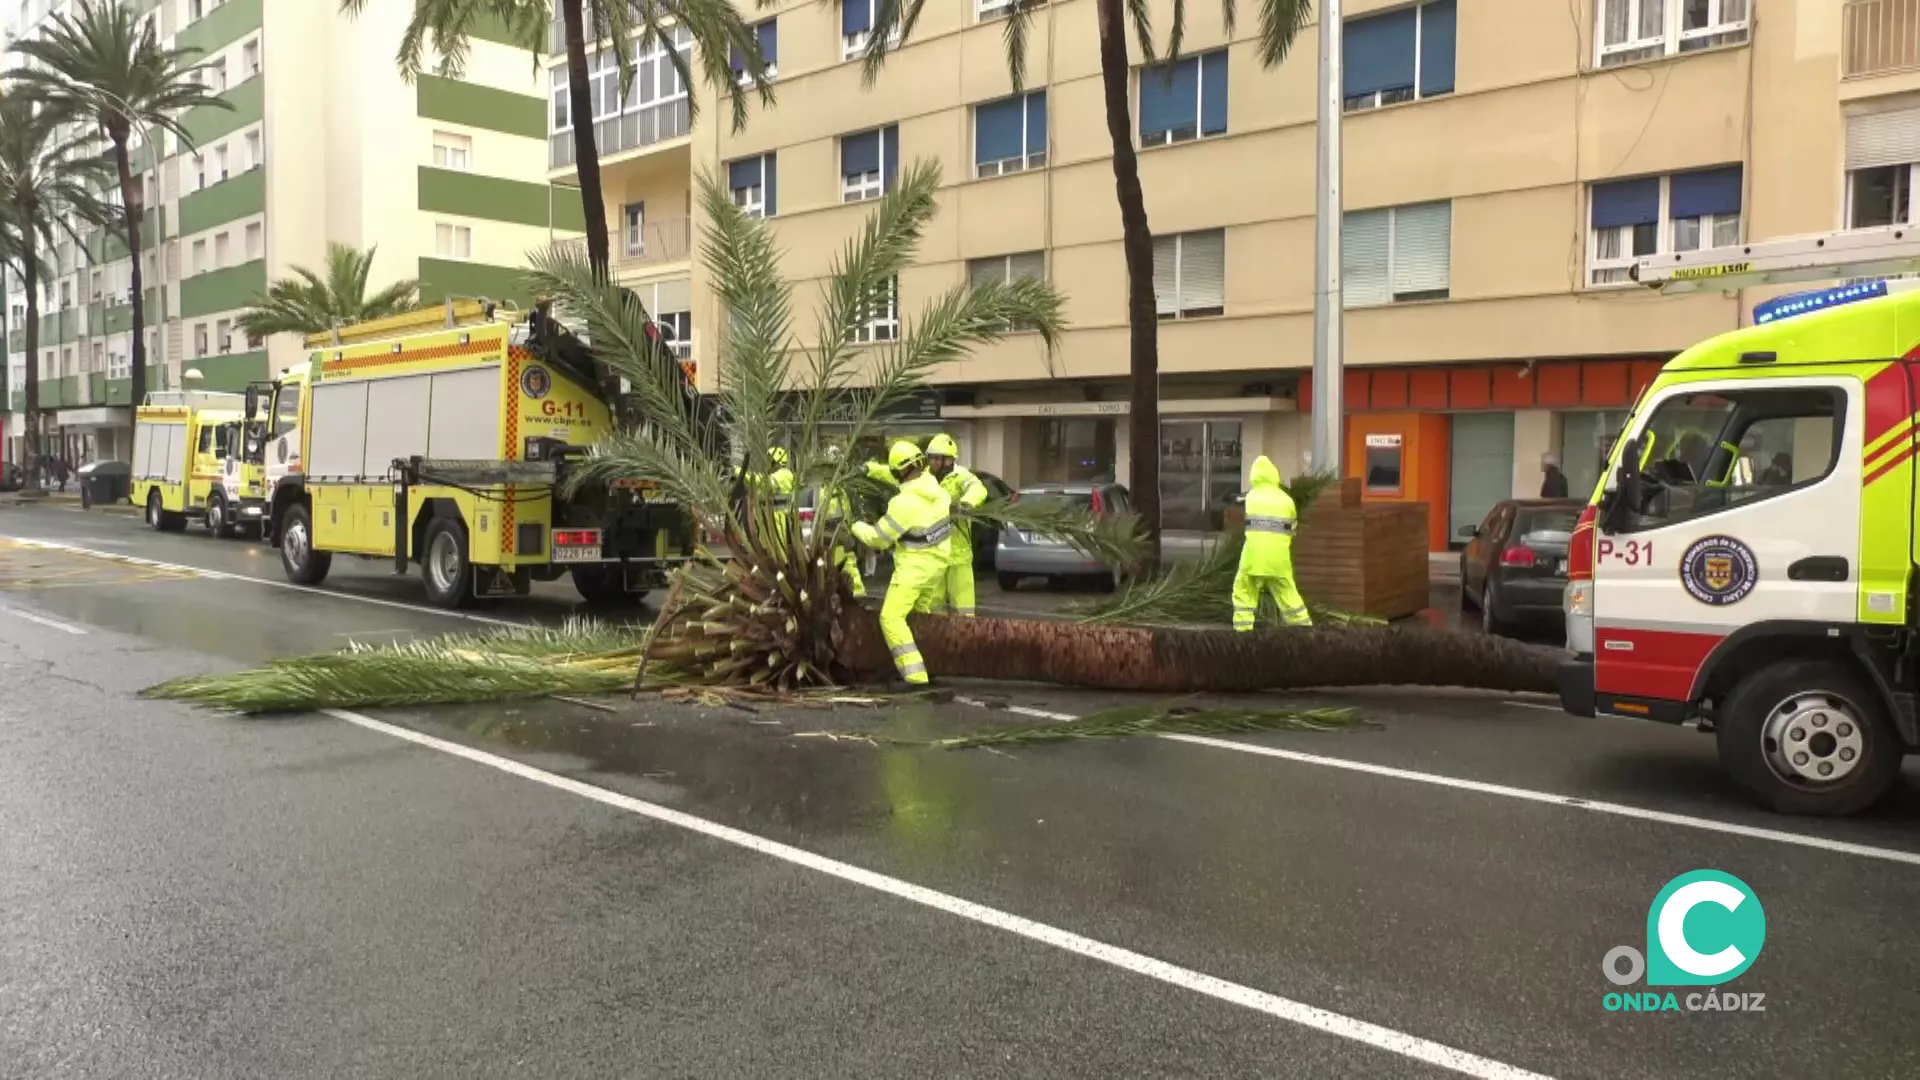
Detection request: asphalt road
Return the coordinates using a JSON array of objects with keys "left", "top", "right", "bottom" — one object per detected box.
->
[{"left": 3, "top": 503, "right": 1920, "bottom": 1079}]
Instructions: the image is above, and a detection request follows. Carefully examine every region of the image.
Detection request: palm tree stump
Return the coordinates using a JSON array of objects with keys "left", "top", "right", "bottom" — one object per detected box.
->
[{"left": 839, "top": 613, "right": 1560, "bottom": 695}]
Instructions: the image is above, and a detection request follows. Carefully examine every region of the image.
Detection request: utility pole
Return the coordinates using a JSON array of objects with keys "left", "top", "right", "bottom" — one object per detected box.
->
[{"left": 1310, "top": 0, "right": 1344, "bottom": 477}]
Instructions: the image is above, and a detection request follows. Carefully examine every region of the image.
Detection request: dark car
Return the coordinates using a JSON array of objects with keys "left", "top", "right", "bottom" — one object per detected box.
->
[
  {"left": 1458, "top": 499, "right": 1584, "bottom": 636},
  {"left": 995, "top": 482, "right": 1131, "bottom": 591}
]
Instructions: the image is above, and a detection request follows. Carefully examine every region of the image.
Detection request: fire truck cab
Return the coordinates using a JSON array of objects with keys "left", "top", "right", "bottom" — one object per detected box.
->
[{"left": 1561, "top": 227, "right": 1920, "bottom": 817}]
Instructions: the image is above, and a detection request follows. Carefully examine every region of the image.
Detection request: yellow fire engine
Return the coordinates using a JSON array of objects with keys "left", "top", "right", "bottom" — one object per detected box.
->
[{"left": 130, "top": 390, "right": 266, "bottom": 537}]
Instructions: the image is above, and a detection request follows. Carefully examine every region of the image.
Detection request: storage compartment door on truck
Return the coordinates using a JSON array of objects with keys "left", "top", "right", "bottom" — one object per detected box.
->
[{"left": 1591, "top": 374, "right": 1865, "bottom": 708}]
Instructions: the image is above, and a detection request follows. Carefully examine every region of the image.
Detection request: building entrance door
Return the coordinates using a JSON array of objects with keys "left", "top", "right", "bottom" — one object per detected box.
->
[{"left": 1449, "top": 412, "right": 1514, "bottom": 546}]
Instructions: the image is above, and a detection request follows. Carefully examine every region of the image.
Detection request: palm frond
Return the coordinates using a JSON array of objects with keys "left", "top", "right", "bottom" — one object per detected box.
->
[{"left": 970, "top": 497, "right": 1147, "bottom": 571}]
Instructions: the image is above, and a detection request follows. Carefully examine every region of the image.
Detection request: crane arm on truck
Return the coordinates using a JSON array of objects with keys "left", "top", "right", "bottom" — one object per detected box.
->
[{"left": 1633, "top": 225, "right": 1920, "bottom": 295}]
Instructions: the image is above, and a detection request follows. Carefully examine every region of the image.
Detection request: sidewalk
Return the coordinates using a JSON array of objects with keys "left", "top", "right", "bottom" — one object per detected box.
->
[{"left": 0, "top": 491, "right": 141, "bottom": 515}]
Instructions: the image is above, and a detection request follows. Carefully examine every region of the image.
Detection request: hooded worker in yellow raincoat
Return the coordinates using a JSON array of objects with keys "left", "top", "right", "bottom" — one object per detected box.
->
[
  {"left": 1233, "top": 455, "right": 1312, "bottom": 631},
  {"left": 852, "top": 441, "right": 953, "bottom": 686}
]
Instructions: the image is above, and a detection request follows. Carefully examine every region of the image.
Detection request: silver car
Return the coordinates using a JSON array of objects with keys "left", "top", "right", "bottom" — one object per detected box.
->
[{"left": 995, "top": 482, "right": 1129, "bottom": 591}]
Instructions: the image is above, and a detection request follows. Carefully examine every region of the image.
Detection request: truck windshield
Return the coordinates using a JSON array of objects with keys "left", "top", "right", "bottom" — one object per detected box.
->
[
  {"left": 1620, "top": 384, "right": 1844, "bottom": 532},
  {"left": 273, "top": 386, "right": 300, "bottom": 439}
]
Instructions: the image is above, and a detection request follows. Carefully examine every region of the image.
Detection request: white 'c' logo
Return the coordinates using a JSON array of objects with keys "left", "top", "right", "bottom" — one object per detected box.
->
[{"left": 1657, "top": 880, "right": 1747, "bottom": 978}]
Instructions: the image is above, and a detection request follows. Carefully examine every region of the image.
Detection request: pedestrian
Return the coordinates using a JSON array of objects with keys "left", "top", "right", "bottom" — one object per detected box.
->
[
  {"left": 1232, "top": 455, "right": 1311, "bottom": 632},
  {"left": 1759, "top": 452, "right": 1792, "bottom": 486},
  {"left": 852, "top": 440, "right": 953, "bottom": 688},
  {"left": 54, "top": 456, "right": 69, "bottom": 493},
  {"left": 1539, "top": 452, "right": 1570, "bottom": 499}
]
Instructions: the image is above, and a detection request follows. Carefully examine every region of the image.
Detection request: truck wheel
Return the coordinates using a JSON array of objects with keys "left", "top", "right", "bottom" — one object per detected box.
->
[
  {"left": 420, "top": 517, "right": 476, "bottom": 609},
  {"left": 279, "top": 503, "right": 332, "bottom": 586},
  {"left": 1716, "top": 659, "right": 1902, "bottom": 817},
  {"left": 146, "top": 492, "right": 184, "bottom": 533},
  {"left": 205, "top": 493, "right": 237, "bottom": 538},
  {"left": 573, "top": 565, "right": 645, "bottom": 607}
]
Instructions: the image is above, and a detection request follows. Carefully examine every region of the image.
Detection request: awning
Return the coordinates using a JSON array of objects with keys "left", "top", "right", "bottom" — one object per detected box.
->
[
  {"left": 941, "top": 396, "right": 1296, "bottom": 419},
  {"left": 55, "top": 406, "right": 131, "bottom": 428}
]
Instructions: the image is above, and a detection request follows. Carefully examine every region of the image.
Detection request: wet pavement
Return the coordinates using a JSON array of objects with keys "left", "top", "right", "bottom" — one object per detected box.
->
[{"left": 3, "top": 502, "right": 1920, "bottom": 1078}]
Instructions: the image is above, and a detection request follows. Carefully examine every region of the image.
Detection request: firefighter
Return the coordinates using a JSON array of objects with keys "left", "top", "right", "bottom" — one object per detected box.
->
[
  {"left": 766, "top": 446, "right": 796, "bottom": 506},
  {"left": 924, "top": 434, "right": 988, "bottom": 616},
  {"left": 820, "top": 445, "right": 866, "bottom": 598},
  {"left": 852, "top": 440, "right": 953, "bottom": 686},
  {"left": 1232, "top": 455, "right": 1311, "bottom": 631}
]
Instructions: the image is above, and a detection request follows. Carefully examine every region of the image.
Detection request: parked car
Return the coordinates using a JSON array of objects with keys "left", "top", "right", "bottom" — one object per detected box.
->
[
  {"left": 797, "top": 468, "right": 1012, "bottom": 575},
  {"left": 996, "top": 482, "right": 1131, "bottom": 591},
  {"left": 0, "top": 460, "right": 22, "bottom": 492},
  {"left": 1458, "top": 498, "right": 1585, "bottom": 635}
]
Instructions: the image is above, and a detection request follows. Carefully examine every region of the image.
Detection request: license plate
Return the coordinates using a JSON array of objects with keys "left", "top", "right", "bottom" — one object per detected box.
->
[
  {"left": 553, "top": 544, "right": 602, "bottom": 564},
  {"left": 1555, "top": 559, "right": 1568, "bottom": 574}
]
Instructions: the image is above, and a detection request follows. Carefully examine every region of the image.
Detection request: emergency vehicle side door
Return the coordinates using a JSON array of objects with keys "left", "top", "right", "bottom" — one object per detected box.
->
[{"left": 1591, "top": 375, "right": 1860, "bottom": 707}]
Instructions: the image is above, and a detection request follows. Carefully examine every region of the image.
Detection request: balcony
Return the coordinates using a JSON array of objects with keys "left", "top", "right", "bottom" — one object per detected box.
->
[
  {"left": 549, "top": 216, "right": 692, "bottom": 273},
  {"left": 550, "top": 100, "right": 690, "bottom": 170},
  {"left": 1845, "top": 0, "right": 1920, "bottom": 79}
]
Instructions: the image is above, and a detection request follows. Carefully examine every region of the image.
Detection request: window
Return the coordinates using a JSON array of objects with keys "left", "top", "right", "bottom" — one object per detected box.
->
[
  {"left": 637, "top": 279, "right": 693, "bottom": 359},
  {"left": 1342, "top": 201, "right": 1452, "bottom": 305},
  {"left": 1151, "top": 230, "right": 1226, "bottom": 319},
  {"left": 728, "top": 153, "right": 778, "bottom": 217},
  {"left": 108, "top": 349, "right": 129, "bottom": 380},
  {"left": 215, "top": 318, "right": 231, "bottom": 353},
  {"left": 214, "top": 231, "right": 230, "bottom": 269},
  {"left": 432, "top": 131, "right": 471, "bottom": 171},
  {"left": 1846, "top": 110, "right": 1920, "bottom": 228},
  {"left": 729, "top": 20, "right": 777, "bottom": 83},
  {"left": 1138, "top": 51, "right": 1227, "bottom": 146},
  {"left": 1344, "top": 0, "right": 1455, "bottom": 112},
  {"left": 192, "top": 238, "right": 207, "bottom": 274},
  {"left": 841, "top": 124, "right": 898, "bottom": 202},
  {"left": 435, "top": 223, "right": 473, "bottom": 259},
  {"left": 188, "top": 0, "right": 202, "bottom": 20},
  {"left": 841, "top": 0, "right": 899, "bottom": 60},
  {"left": 243, "top": 38, "right": 259, "bottom": 77},
  {"left": 624, "top": 203, "right": 645, "bottom": 256},
  {"left": 193, "top": 323, "right": 208, "bottom": 358},
  {"left": 1613, "top": 385, "right": 1841, "bottom": 532},
  {"left": 245, "top": 130, "right": 262, "bottom": 170},
  {"left": 208, "top": 55, "right": 226, "bottom": 92},
  {"left": 192, "top": 153, "right": 205, "bottom": 190},
  {"left": 975, "top": 91, "right": 1047, "bottom": 177},
  {"left": 546, "top": 28, "right": 693, "bottom": 158},
  {"left": 978, "top": 0, "right": 1040, "bottom": 20},
  {"left": 61, "top": 347, "right": 72, "bottom": 376},
  {"left": 551, "top": 75, "right": 570, "bottom": 131},
  {"left": 968, "top": 251, "right": 1046, "bottom": 330},
  {"left": 850, "top": 277, "right": 899, "bottom": 343},
  {"left": 1588, "top": 167, "right": 1742, "bottom": 285},
  {"left": 215, "top": 144, "right": 228, "bottom": 181},
  {"left": 90, "top": 270, "right": 102, "bottom": 300},
  {"left": 245, "top": 222, "right": 263, "bottom": 259},
  {"left": 1596, "top": 0, "right": 1748, "bottom": 67},
  {"left": 91, "top": 342, "right": 103, "bottom": 372}
]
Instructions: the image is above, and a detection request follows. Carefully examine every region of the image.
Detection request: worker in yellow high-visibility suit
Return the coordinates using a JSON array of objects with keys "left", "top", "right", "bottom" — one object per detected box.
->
[
  {"left": 923, "top": 434, "right": 988, "bottom": 616},
  {"left": 852, "top": 441, "right": 953, "bottom": 686},
  {"left": 1232, "top": 455, "right": 1312, "bottom": 631},
  {"left": 743, "top": 447, "right": 796, "bottom": 545},
  {"left": 819, "top": 446, "right": 866, "bottom": 598}
]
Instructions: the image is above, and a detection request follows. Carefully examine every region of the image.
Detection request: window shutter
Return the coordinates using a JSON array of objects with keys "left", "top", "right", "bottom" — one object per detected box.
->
[
  {"left": 1343, "top": 8, "right": 1417, "bottom": 97},
  {"left": 1846, "top": 109, "right": 1920, "bottom": 170},
  {"left": 975, "top": 98, "right": 1024, "bottom": 166},
  {"left": 842, "top": 130, "right": 879, "bottom": 177},
  {"left": 1199, "top": 51, "right": 1229, "bottom": 135},
  {"left": 1178, "top": 231, "right": 1226, "bottom": 312},
  {"left": 1025, "top": 91, "right": 1048, "bottom": 156},
  {"left": 1590, "top": 177, "right": 1660, "bottom": 228},
  {"left": 1417, "top": 0, "right": 1457, "bottom": 96},
  {"left": 968, "top": 258, "right": 1006, "bottom": 290},
  {"left": 764, "top": 153, "right": 778, "bottom": 215},
  {"left": 655, "top": 278, "right": 692, "bottom": 315},
  {"left": 1341, "top": 210, "right": 1391, "bottom": 307},
  {"left": 882, "top": 125, "right": 900, "bottom": 190},
  {"left": 1139, "top": 57, "right": 1198, "bottom": 139},
  {"left": 729, "top": 156, "right": 763, "bottom": 192},
  {"left": 1007, "top": 251, "right": 1046, "bottom": 281},
  {"left": 1152, "top": 235, "right": 1179, "bottom": 316},
  {"left": 759, "top": 20, "right": 778, "bottom": 65},
  {"left": 841, "top": 0, "right": 871, "bottom": 36},
  {"left": 1669, "top": 166, "right": 1742, "bottom": 219},
  {"left": 1390, "top": 202, "right": 1452, "bottom": 295}
]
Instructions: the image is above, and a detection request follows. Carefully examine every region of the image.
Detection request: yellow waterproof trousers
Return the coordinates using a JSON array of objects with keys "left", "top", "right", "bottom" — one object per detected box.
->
[
  {"left": 882, "top": 551, "right": 947, "bottom": 684},
  {"left": 1231, "top": 571, "right": 1312, "bottom": 631}
]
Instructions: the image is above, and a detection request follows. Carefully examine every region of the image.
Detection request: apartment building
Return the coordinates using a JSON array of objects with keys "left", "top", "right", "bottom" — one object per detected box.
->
[
  {"left": 1, "top": 0, "right": 580, "bottom": 464},
  {"left": 547, "top": 1, "right": 1882, "bottom": 550}
]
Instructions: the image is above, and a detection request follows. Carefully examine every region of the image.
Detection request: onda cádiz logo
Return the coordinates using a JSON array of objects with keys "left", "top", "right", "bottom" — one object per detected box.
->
[{"left": 1600, "top": 870, "right": 1767, "bottom": 1014}]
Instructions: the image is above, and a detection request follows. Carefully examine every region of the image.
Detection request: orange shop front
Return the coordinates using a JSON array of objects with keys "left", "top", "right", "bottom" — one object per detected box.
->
[{"left": 1298, "top": 358, "right": 1667, "bottom": 552}]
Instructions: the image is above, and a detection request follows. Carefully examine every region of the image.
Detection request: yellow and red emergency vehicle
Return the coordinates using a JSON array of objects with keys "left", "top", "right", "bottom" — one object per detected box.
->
[
  {"left": 130, "top": 390, "right": 266, "bottom": 537},
  {"left": 1560, "top": 226, "right": 1920, "bottom": 817},
  {"left": 244, "top": 299, "right": 695, "bottom": 609}
]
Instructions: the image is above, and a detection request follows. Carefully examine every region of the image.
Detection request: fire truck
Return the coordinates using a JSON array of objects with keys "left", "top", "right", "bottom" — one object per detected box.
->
[
  {"left": 1559, "top": 226, "right": 1920, "bottom": 816},
  {"left": 130, "top": 390, "right": 266, "bottom": 537}
]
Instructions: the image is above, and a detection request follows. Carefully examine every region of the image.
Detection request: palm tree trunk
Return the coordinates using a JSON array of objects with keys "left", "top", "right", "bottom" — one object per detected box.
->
[
  {"left": 110, "top": 133, "right": 146, "bottom": 430},
  {"left": 20, "top": 239, "right": 41, "bottom": 473},
  {"left": 841, "top": 612, "right": 1560, "bottom": 694},
  {"left": 1096, "top": 0, "right": 1162, "bottom": 570},
  {"left": 561, "top": 0, "right": 612, "bottom": 280}
]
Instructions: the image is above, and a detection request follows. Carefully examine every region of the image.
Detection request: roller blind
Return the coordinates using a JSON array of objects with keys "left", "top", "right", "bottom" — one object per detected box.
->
[
  {"left": 1391, "top": 202, "right": 1452, "bottom": 295},
  {"left": 1345, "top": 7, "right": 1416, "bottom": 97},
  {"left": 1591, "top": 177, "right": 1660, "bottom": 228},
  {"left": 1418, "top": 0, "right": 1456, "bottom": 97},
  {"left": 842, "top": 130, "right": 878, "bottom": 176},
  {"left": 975, "top": 97, "right": 1024, "bottom": 165},
  {"left": 1178, "top": 230, "right": 1226, "bottom": 312},
  {"left": 1846, "top": 109, "right": 1920, "bottom": 170},
  {"left": 1669, "top": 166, "right": 1742, "bottom": 219},
  {"left": 1152, "top": 235, "right": 1179, "bottom": 316},
  {"left": 1342, "top": 209, "right": 1390, "bottom": 307}
]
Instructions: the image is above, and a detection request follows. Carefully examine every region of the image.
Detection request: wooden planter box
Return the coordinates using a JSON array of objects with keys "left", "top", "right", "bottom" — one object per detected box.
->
[{"left": 1292, "top": 478, "right": 1430, "bottom": 619}]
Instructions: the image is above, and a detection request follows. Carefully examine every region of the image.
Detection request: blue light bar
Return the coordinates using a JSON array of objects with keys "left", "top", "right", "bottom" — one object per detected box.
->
[{"left": 1752, "top": 280, "right": 1890, "bottom": 324}]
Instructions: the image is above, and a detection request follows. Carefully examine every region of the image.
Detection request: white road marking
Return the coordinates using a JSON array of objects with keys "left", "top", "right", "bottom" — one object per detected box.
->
[
  {"left": 321, "top": 705, "right": 1553, "bottom": 1080},
  {"left": 953, "top": 700, "right": 1920, "bottom": 868},
  {"left": 0, "top": 536, "right": 524, "bottom": 628},
  {"left": 0, "top": 605, "right": 87, "bottom": 635},
  {"left": 1503, "top": 701, "right": 1567, "bottom": 713}
]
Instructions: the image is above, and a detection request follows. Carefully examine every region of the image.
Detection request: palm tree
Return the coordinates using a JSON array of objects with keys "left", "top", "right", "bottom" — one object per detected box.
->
[
  {"left": 9, "top": 0, "right": 233, "bottom": 438},
  {"left": 235, "top": 243, "right": 420, "bottom": 339},
  {"left": 0, "top": 90, "right": 116, "bottom": 471},
  {"left": 339, "top": 0, "right": 773, "bottom": 280},
  {"left": 862, "top": 0, "right": 1313, "bottom": 567}
]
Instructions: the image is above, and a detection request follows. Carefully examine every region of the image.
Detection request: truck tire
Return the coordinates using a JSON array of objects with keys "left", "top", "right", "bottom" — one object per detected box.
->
[
  {"left": 279, "top": 503, "right": 332, "bottom": 586},
  {"left": 573, "top": 565, "right": 645, "bottom": 607},
  {"left": 146, "top": 492, "right": 184, "bottom": 533},
  {"left": 1716, "top": 659, "right": 1902, "bottom": 817},
  {"left": 420, "top": 517, "right": 476, "bottom": 609},
  {"left": 205, "top": 492, "right": 237, "bottom": 538}
]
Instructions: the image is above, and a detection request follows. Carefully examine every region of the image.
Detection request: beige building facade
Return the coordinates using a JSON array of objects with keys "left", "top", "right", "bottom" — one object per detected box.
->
[{"left": 553, "top": 0, "right": 1908, "bottom": 549}]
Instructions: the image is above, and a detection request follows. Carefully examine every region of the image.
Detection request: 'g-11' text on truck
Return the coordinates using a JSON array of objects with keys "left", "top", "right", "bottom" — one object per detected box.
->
[
  {"left": 1561, "top": 226, "right": 1920, "bottom": 817},
  {"left": 249, "top": 300, "right": 694, "bottom": 608}
]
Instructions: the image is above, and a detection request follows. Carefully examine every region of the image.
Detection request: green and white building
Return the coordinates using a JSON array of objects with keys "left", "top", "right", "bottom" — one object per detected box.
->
[{"left": 2, "top": 0, "right": 581, "bottom": 464}]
